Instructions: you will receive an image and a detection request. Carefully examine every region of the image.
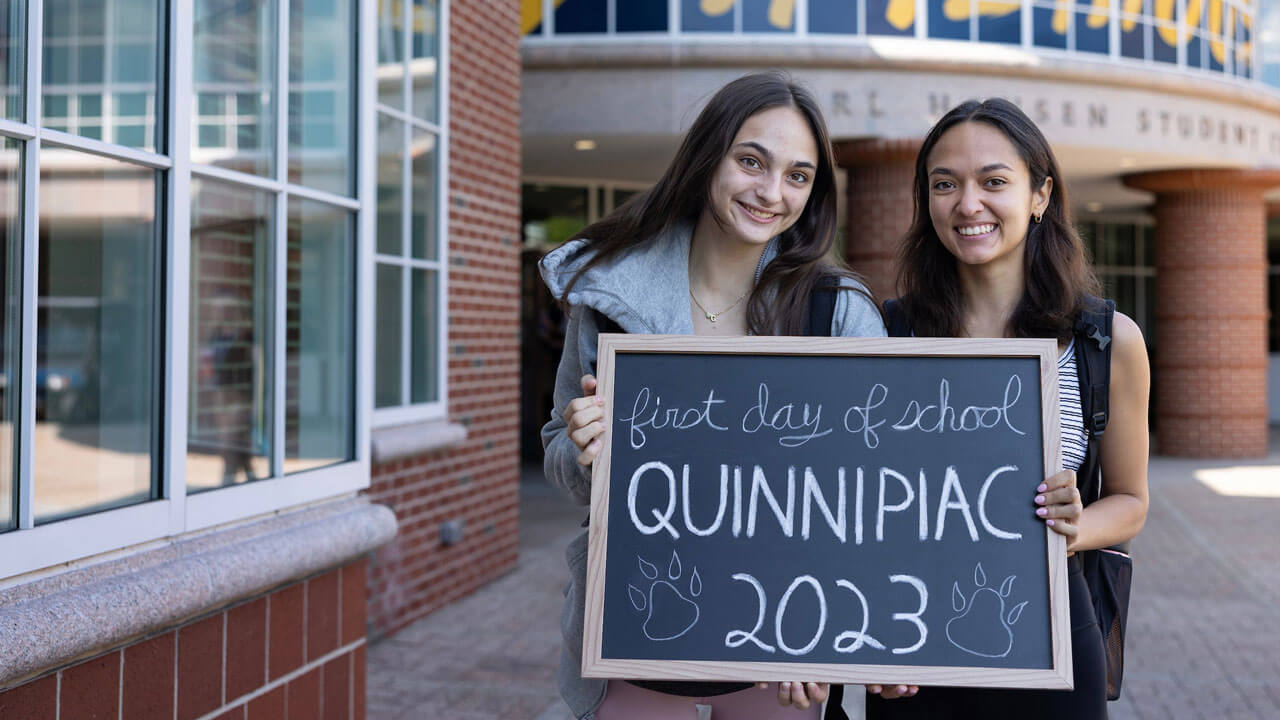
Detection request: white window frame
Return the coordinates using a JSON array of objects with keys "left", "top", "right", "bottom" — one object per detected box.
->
[
  {"left": 371, "top": 0, "right": 450, "bottom": 429},
  {"left": 0, "top": 0, "right": 374, "bottom": 582}
]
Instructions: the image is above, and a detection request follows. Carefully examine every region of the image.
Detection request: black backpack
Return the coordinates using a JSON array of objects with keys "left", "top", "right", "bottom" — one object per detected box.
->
[{"left": 881, "top": 297, "right": 1131, "bottom": 701}]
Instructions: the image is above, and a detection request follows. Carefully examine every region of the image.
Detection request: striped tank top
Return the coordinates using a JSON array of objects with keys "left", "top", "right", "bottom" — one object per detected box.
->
[{"left": 1058, "top": 338, "right": 1088, "bottom": 473}]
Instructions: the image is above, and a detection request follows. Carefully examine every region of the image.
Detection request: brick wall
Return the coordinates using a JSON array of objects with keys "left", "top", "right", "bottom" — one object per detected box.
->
[
  {"left": 0, "top": 561, "right": 367, "bottom": 720},
  {"left": 835, "top": 139, "right": 919, "bottom": 302},
  {"left": 364, "top": 2, "right": 523, "bottom": 639}
]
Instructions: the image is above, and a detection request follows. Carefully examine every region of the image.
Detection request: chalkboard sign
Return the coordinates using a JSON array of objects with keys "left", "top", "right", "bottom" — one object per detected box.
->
[{"left": 583, "top": 335, "right": 1073, "bottom": 690}]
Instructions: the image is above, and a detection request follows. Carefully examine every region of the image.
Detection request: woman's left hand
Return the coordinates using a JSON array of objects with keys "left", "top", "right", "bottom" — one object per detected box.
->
[
  {"left": 755, "top": 681, "right": 829, "bottom": 709},
  {"left": 1035, "top": 469, "right": 1082, "bottom": 551}
]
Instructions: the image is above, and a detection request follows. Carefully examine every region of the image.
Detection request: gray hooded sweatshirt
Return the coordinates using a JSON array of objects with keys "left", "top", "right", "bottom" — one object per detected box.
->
[{"left": 538, "top": 222, "right": 886, "bottom": 718}]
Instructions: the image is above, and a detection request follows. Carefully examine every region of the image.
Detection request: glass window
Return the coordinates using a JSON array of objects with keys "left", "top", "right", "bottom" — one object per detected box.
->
[
  {"left": 0, "top": 2, "right": 23, "bottom": 122},
  {"left": 978, "top": 2, "right": 1021, "bottom": 45},
  {"left": 194, "top": 0, "right": 276, "bottom": 177},
  {"left": 928, "top": 0, "right": 969, "bottom": 41},
  {"left": 43, "top": 0, "right": 164, "bottom": 152},
  {"left": 411, "top": 269, "right": 438, "bottom": 403},
  {"left": 617, "top": 0, "right": 668, "bottom": 32},
  {"left": 1120, "top": 2, "right": 1148, "bottom": 61},
  {"left": 1075, "top": 2, "right": 1109, "bottom": 55},
  {"left": 187, "top": 180, "right": 273, "bottom": 493},
  {"left": 374, "top": 263, "right": 403, "bottom": 408},
  {"left": 809, "top": 0, "right": 859, "bottom": 35},
  {"left": 555, "top": 0, "right": 607, "bottom": 33},
  {"left": 284, "top": 199, "right": 354, "bottom": 474},
  {"left": 743, "top": 0, "right": 792, "bottom": 32},
  {"left": 1153, "top": 19, "right": 1178, "bottom": 64},
  {"left": 288, "top": 0, "right": 355, "bottom": 196},
  {"left": 35, "top": 147, "right": 157, "bottom": 523},
  {"left": 683, "top": 0, "right": 734, "bottom": 32},
  {"left": 411, "top": 128, "right": 437, "bottom": 260},
  {"left": 0, "top": 138, "right": 19, "bottom": 532},
  {"left": 377, "top": 0, "right": 404, "bottom": 109},
  {"left": 376, "top": 115, "right": 404, "bottom": 256},
  {"left": 410, "top": 0, "right": 439, "bottom": 122},
  {"left": 1032, "top": 4, "right": 1067, "bottom": 49},
  {"left": 867, "top": 0, "right": 914, "bottom": 36}
]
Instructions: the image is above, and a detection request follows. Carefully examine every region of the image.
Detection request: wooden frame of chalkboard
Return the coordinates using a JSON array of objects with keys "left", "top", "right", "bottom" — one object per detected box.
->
[{"left": 583, "top": 335, "right": 1073, "bottom": 690}]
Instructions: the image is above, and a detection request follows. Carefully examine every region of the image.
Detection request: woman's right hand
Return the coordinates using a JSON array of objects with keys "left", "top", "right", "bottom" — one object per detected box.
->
[{"left": 564, "top": 374, "right": 605, "bottom": 466}]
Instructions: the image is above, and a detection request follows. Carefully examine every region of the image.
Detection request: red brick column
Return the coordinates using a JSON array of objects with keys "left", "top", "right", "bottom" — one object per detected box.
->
[
  {"left": 834, "top": 139, "right": 920, "bottom": 301},
  {"left": 1124, "top": 169, "right": 1280, "bottom": 457}
]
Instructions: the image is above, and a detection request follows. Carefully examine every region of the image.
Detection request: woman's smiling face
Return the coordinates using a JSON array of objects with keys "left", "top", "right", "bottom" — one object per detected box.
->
[
  {"left": 926, "top": 121, "right": 1052, "bottom": 272},
  {"left": 704, "top": 105, "right": 818, "bottom": 248}
]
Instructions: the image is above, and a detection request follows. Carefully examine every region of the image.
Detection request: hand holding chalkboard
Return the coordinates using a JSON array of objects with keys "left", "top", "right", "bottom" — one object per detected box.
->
[
  {"left": 582, "top": 335, "right": 1075, "bottom": 690},
  {"left": 1034, "top": 469, "right": 1083, "bottom": 544},
  {"left": 565, "top": 373, "right": 606, "bottom": 466}
]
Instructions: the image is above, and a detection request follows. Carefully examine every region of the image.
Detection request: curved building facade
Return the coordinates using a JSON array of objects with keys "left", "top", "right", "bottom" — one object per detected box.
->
[{"left": 520, "top": 0, "right": 1280, "bottom": 458}]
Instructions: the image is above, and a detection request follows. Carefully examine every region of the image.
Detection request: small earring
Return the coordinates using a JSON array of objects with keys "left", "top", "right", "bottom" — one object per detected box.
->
[{"left": 1032, "top": 212, "right": 1043, "bottom": 224}]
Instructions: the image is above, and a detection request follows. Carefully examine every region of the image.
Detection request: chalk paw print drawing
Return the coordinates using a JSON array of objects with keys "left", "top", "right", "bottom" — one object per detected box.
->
[
  {"left": 945, "top": 563, "right": 1028, "bottom": 658},
  {"left": 628, "top": 551, "right": 702, "bottom": 641}
]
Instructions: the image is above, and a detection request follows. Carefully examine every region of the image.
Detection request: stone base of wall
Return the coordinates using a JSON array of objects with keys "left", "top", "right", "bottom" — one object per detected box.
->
[{"left": 0, "top": 562, "right": 368, "bottom": 720}]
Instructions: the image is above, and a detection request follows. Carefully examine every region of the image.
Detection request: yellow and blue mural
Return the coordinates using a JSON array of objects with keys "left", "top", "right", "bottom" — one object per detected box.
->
[{"left": 522, "top": 0, "right": 1257, "bottom": 78}]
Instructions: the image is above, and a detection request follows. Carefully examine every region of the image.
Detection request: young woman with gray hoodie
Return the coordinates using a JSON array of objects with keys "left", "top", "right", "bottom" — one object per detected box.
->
[{"left": 539, "top": 72, "right": 887, "bottom": 719}]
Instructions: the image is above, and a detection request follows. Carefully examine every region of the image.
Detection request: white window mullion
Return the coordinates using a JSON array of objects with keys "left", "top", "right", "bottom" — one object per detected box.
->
[
  {"left": 399, "top": 118, "right": 411, "bottom": 406},
  {"left": 165, "top": 0, "right": 195, "bottom": 535},
  {"left": 0, "top": 119, "right": 35, "bottom": 139},
  {"left": 273, "top": 0, "right": 290, "bottom": 479},
  {"left": 437, "top": 0, "right": 451, "bottom": 413},
  {"left": 16, "top": 0, "right": 44, "bottom": 531},
  {"left": 401, "top": 0, "right": 412, "bottom": 111},
  {"left": 38, "top": 127, "right": 172, "bottom": 169},
  {"left": 356, "top": 0, "right": 375, "bottom": 464}
]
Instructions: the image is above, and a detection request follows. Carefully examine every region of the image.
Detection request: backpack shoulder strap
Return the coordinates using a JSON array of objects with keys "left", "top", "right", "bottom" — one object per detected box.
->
[
  {"left": 1073, "top": 297, "right": 1115, "bottom": 507},
  {"left": 882, "top": 298, "right": 913, "bottom": 338},
  {"left": 806, "top": 276, "right": 840, "bottom": 337}
]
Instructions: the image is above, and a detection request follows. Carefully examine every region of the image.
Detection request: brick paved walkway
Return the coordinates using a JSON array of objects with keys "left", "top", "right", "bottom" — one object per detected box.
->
[{"left": 369, "top": 435, "right": 1280, "bottom": 719}]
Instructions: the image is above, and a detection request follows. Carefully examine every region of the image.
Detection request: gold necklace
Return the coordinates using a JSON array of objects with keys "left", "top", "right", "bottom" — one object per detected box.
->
[{"left": 689, "top": 287, "right": 749, "bottom": 323}]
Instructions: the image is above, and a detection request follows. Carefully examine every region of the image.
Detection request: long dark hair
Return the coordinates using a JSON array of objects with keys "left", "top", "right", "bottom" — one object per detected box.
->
[
  {"left": 558, "top": 71, "right": 867, "bottom": 335},
  {"left": 896, "top": 98, "right": 1100, "bottom": 340}
]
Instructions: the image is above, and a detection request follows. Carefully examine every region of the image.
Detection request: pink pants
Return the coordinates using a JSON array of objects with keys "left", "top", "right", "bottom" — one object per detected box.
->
[{"left": 594, "top": 680, "right": 824, "bottom": 720}]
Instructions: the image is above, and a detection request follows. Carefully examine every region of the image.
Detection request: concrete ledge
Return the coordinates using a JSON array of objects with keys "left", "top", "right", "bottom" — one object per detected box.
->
[
  {"left": 371, "top": 419, "right": 468, "bottom": 463},
  {"left": 0, "top": 497, "right": 398, "bottom": 690}
]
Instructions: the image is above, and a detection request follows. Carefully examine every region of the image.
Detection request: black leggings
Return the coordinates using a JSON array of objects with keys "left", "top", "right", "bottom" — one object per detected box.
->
[{"left": 865, "top": 555, "right": 1108, "bottom": 720}]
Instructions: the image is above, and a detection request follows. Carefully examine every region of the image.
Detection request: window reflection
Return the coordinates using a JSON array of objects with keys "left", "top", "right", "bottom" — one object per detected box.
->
[
  {"left": 867, "top": 0, "right": 914, "bottom": 36},
  {"left": 378, "top": 0, "right": 404, "bottom": 109},
  {"left": 374, "top": 263, "right": 403, "bottom": 408},
  {"left": 0, "top": 2, "right": 23, "bottom": 122},
  {"left": 187, "top": 180, "right": 273, "bottom": 493},
  {"left": 0, "top": 138, "right": 18, "bottom": 532},
  {"left": 410, "top": 0, "right": 439, "bottom": 122},
  {"left": 410, "top": 127, "right": 436, "bottom": 260},
  {"left": 194, "top": 0, "right": 276, "bottom": 176},
  {"left": 288, "top": 0, "right": 354, "bottom": 196},
  {"left": 284, "top": 199, "right": 353, "bottom": 474},
  {"left": 410, "top": 269, "right": 438, "bottom": 404},
  {"left": 376, "top": 115, "right": 404, "bottom": 256},
  {"left": 43, "top": 0, "right": 163, "bottom": 151},
  {"left": 35, "top": 146, "right": 156, "bottom": 523},
  {"left": 683, "top": 0, "right": 734, "bottom": 32}
]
